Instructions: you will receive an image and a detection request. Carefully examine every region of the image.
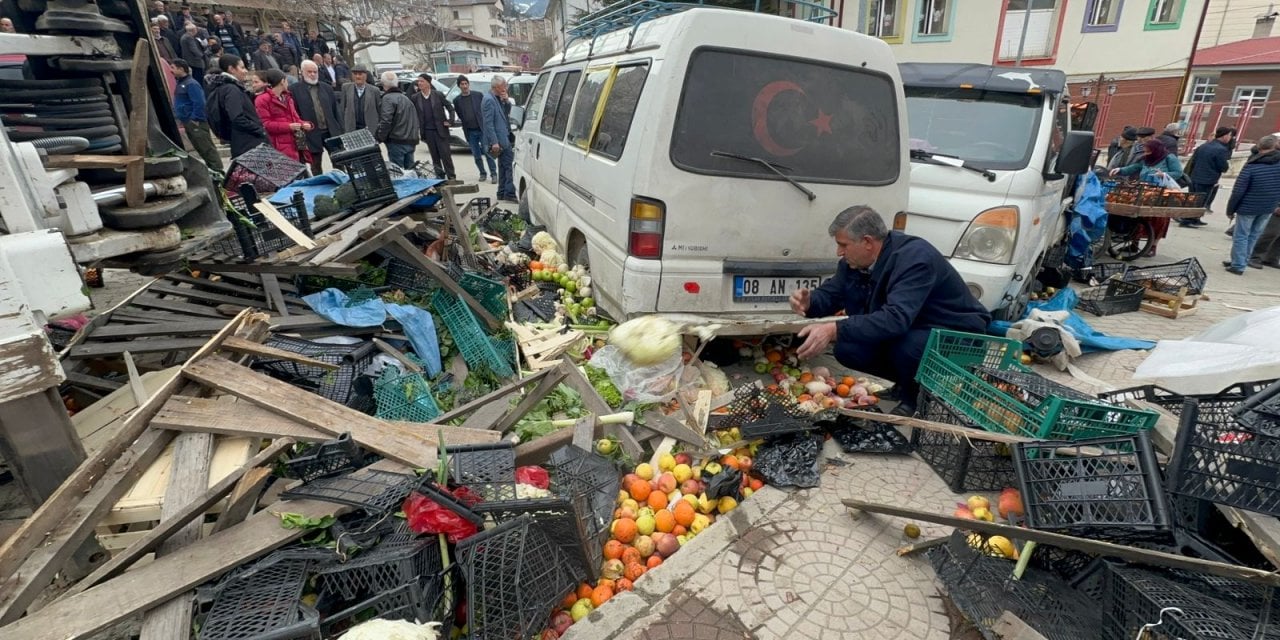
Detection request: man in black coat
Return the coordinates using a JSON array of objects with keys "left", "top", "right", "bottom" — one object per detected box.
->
[
  {"left": 410, "top": 73, "right": 456, "bottom": 180},
  {"left": 205, "top": 54, "right": 268, "bottom": 158},
  {"left": 452, "top": 75, "right": 496, "bottom": 183},
  {"left": 789, "top": 206, "right": 991, "bottom": 414},
  {"left": 179, "top": 22, "right": 207, "bottom": 87},
  {"left": 292, "top": 60, "right": 343, "bottom": 175},
  {"left": 1180, "top": 126, "right": 1236, "bottom": 229}
]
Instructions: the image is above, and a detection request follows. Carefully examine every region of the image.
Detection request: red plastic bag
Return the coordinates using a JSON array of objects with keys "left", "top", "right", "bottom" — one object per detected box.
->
[
  {"left": 516, "top": 465, "right": 549, "bottom": 489},
  {"left": 402, "top": 491, "right": 478, "bottom": 543}
]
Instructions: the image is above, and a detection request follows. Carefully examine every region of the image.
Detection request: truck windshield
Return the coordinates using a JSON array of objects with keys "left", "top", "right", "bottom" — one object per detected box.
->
[
  {"left": 671, "top": 47, "right": 900, "bottom": 186},
  {"left": 904, "top": 87, "right": 1043, "bottom": 171}
]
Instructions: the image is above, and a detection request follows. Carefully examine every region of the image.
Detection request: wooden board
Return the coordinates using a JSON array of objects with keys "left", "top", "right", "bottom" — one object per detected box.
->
[
  {"left": 181, "top": 357, "right": 438, "bottom": 467},
  {"left": 0, "top": 498, "right": 345, "bottom": 640},
  {"left": 218, "top": 335, "right": 339, "bottom": 370},
  {"left": 44, "top": 154, "right": 142, "bottom": 169},
  {"left": 254, "top": 202, "right": 317, "bottom": 250},
  {"left": 123, "top": 40, "right": 149, "bottom": 208},
  {"left": 386, "top": 237, "right": 503, "bottom": 331},
  {"left": 85, "top": 319, "right": 235, "bottom": 340},
  {"left": 102, "top": 436, "right": 256, "bottom": 526},
  {"left": 68, "top": 338, "right": 212, "bottom": 359},
  {"left": 72, "top": 368, "right": 177, "bottom": 456}
]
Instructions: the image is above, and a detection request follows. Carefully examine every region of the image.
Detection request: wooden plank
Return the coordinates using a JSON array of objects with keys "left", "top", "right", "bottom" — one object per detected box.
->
[
  {"left": 0, "top": 313, "right": 249, "bottom": 584},
  {"left": 0, "top": 498, "right": 345, "bottom": 640},
  {"left": 571, "top": 416, "right": 596, "bottom": 451},
  {"left": 123, "top": 351, "right": 147, "bottom": 406},
  {"left": 439, "top": 188, "right": 478, "bottom": 263},
  {"left": 992, "top": 612, "right": 1050, "bottom": 640},
  {"left": 843, "top": 409, "right": 1033, "bottom": 445},
  {"left": 123, "top": 40, "right": 149, "bottom": 208},
  {"left": 181, "top": 357, "right": 438, "bottom": 467},
  {"left": 210, "top": 467, "right": 272, "bottom": 535},
  {"left": 558, "top": 361, "right": 644, "bottom": 459},
  {"left": 254, "top": 202, "right": 317, "bottom": 250},
  {"left": 148, "top": 282, "right": 267, "bottom": 308},
  {"left": 260, "top": 274, "right": 289, "bottom": 317},
  {"left": 387, "top": 237, "right": 502, "bottom": 331},
  {"left": 638, "top": 410, "right": 709, "bottom": 449},
  {"left": 316, "top": 190, "right": 425, "bottom": 237},
  {"left": 68, "top": 338, "right": 211, "bottom": 359},
  {"left": 185, "top": 261, "right": 361, "bottom": 277},
  {"left": 128, "top": 295, "right": 229, "bottom": 318},
  {"left": 842, "top": 498, "right": 1280, "bottom": 587},
  {"left": 65, "top": 438, "right": 295, "bottom": 597},
  {"left": 44, "top": 154, "right": 143, "bottom": 169},
  {"left": 1217, "top": 507, "right": 1280, "bottom": 570},
  {"left": 493, "top": 369, "right": 568, "bottom": 434},
  {"left": 163, "top": 274, "right": 303, "bottom": 304},
  {"left": 0, "top": 428, "right": 175, "bottom": 624},
  {"left": 333, "top": 218, "right": 416, "bottom": 263},
  {"left": 65, "top": 372, "right": 124, "bottom": 393},
  {"left": 432, "top": 368, "right": 556, "bottom": 425},
  {"left": 73, "top": 368, "right": 178, "bottom": 457},
  {"left": 308, "top": 214, "right": 391, "bottom": 263},
  {"left": 219, "top": 336, "right": 339, "bottom": 370},
  {"left": 85, "top": 319, "right": 232, "bottom": 340},
  {"left": 373, "top": 338, "right": 423, "bottom": 373}
]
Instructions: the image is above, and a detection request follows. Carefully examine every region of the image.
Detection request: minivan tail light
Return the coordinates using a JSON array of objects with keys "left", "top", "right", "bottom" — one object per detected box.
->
[
  {"left": 628, "top": 197, "right": 665, "bottom": 259},
  {"left": 893, "top": 212, "right": 908, "bottom": 230}
]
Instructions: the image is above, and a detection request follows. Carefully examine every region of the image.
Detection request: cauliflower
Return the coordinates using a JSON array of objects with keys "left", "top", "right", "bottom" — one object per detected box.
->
[
  {"left": 609, "top": 316, "right": 681, "bottom": 366},
  {"left": 700, "top": 363, "right": 730, "bottom": 396},
  {"left": 516, "top": 483, "right": 551, "bottom": 499},
  {"left": 531, "top": 231, "right": 560, "bottom": 256},
  {"left": 540, "top": 249, "right": 563, "bottom": 268},
  {"left": 339, "top": 620, "right": 442, "bottom": 640}
]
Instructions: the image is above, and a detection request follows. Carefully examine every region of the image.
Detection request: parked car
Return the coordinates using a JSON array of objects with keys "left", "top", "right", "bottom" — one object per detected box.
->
[
  {"left": 441, "top": 72, "right": 536, "bottom": 149},
  {"left": 511, "top": 7, "right": 910, "bottom": 329}
]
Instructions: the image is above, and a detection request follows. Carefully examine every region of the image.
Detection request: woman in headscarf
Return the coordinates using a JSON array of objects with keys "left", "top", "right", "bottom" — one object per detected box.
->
[
  {"left": 253, "top": 68, "right": 312, "bottom": 164},
  {"left": 1109, "top": 138, "right": 1184, "bottom": 256}
]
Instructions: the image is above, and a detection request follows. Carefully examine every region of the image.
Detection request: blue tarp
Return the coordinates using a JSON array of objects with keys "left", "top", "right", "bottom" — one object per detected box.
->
[
  {"left": 302, "top": 288, "right": 442, "bottom": 376},
  {"left": 1065, "top": 172, "right": 1109, "bottom": 270},
  {"left": 268, "top": 171, "right": 444, "bottom": 215},
  {"left": 989, "top": 288, "right": 1156, "bottom": 353}
]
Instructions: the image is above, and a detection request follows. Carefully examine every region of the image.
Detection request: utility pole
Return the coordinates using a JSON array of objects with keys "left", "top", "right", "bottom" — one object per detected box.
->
[
  {"left": 1013, "top": 0, "right": 1034, "bottom": 66},
  {"left": 1172, "top": 0, "right": 1211, "bottom": 120}
]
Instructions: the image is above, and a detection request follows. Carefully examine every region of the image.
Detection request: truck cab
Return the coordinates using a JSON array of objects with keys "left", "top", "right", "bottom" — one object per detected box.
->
[{"left": 897, "top": 63, "right": 1094, "bottom": 318}]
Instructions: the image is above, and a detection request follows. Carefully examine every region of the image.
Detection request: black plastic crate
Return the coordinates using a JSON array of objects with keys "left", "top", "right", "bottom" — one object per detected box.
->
[
  {"left": 714, "top": 385, "right": 815, "bottom": 439},
  {"left": 333, "top": 149, "right": 396, "bottom": 209},
  {"left": 1122, "top": 257, "right": 1208, "bottom": 296},
  {"left": 1168, "top": 399, "right": 1280, "bottom": 518},
  {"left": 1100, "top": 381, "right": 1277, "bottom": 426},
  {"left": 211, "top": 186, "right": 314, "bottom": 262},
  {"left": 1072, "top": 261, "right": 1128, "bottom": 285},
  {"left": 199, "top": 553, "right": 320, "bottom": 640},
  {"left": 974, "top": 367, "right": 1097, "bottom": 410},
  {"left": 482, "top": 493, "right": 597, "bottom": 582},
  {"left": 315, "top": 528, "right": 444, "bottom": 607},
  {"left": 283, "top": 433, "right": 366, "bottom": 483},
  {"left": 1102, "top": 563, "right": 1279, "bottom": 640},
  {"left": 447, "top": 442, "right": 518, "bottom": 504},
  {"left": 324, "top": 129, "right": 377, "bottom": 154},
  {"left": 384, "top": 257, "right": 437, "bottom": 295},
  {"left": 546, "top": 445, "right": 621, "bottom": 536},
  {"left": 1077, "top": 278, "right": 1145, "bottom": 316},
  {"left": 1014, "top": 432, "right": 1172, "bottom": 542},
  {"left": 318, "top": 581, "right": 423, "bottom": 636},
  {"left": 457, "top": 514, "right": 578, "bottom": 640},
  {"left": 252, "top": 336, "right": 377, "bottom": 408},
  {"left": 1234, "top": 379, "right": 1280, "bottom": 428},
  {"left": 281, "top": 469, "right": 423, "bottom": 515},
  {"left": 910, "top": 390, "right": 1019, "bottom": 492},
  {"left": 928, "top": 531, "right": 1102, "bottom": 640}
]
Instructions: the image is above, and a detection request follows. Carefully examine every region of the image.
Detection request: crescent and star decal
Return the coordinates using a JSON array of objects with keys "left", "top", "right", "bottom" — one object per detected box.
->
[{"left": 750, "top": 80, "right": 834, "bottom": 158}]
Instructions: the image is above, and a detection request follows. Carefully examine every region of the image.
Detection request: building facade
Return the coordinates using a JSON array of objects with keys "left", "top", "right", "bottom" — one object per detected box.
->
[
  {"left": 1185, "top": 33, "right": 1280, "bottom": 146},
  {"left": 844, "top": 0, "right": 1207, "bottom": 144}
]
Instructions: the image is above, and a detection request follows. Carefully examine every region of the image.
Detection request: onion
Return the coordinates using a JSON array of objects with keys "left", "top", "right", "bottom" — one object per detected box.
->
[
  {"left": 811, "top": 366, "right": 831, "bottom": 378},
  {"left": 805, "top": 381, "right": 832, "bottom": 396},
  {"left": 850, "top": 384, "right": 868, "bottom": 398}
]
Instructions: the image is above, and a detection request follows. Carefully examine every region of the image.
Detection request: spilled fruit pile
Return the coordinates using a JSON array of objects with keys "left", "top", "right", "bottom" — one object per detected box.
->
[
  {"left": 541, "top": 448, "right": 767, "bottom": 638},
  {"left": 737, "top": 340, "right": 883, "bottom": 411},
  {"left": 950, "top": 488, "right": 1026, "bottom": 561}
]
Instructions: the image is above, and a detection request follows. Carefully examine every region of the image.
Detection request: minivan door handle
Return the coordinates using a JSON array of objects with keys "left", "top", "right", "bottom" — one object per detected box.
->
[{"left": 536, "top": 142, "right": 540, "bottom": 159}]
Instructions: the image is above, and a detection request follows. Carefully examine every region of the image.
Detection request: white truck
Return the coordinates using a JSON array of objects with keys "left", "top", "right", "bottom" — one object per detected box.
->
[{"left": 896, "top": 63, "right": 1094, "bottom": 319}]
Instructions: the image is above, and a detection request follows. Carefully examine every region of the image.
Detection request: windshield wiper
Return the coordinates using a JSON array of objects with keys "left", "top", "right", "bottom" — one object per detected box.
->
[
  {"left": 910, "top": 148, "right": 997, "bottom": 182},
  {"left": 710, "top": 150, "right": 816, "bottom": 201}
]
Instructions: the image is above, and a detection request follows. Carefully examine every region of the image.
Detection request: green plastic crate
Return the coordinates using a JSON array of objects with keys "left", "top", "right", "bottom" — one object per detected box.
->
[
  {"left": 430, "top": 289, "right": 514, "bottom": 378},
  {"left": 460, "top": 272, "right": 508, "bottom": 319},
  {"left": 374, "top": 367, "right": 442, "bottom": 423},
  {"left": 916, "top": 329, "right": 1157, "bottom": 440}
]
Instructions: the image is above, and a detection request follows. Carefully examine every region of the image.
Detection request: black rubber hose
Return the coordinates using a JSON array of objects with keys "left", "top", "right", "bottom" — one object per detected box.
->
[
  {"left": 25, "top": 135, "right": 90, "bottom": 155},
  {"left": 6, "top": 124, "right": 118, "bottom": 141},
  {"left": 2, "top": 86, "right": 105, "bottom": 101},
  {"left": 1, "top": 104, "right": 113, "bottom": 117},
  {"left": 1, "top": 115, "right": 116, "bottom": 127},
  {"left": 86, "top": 135, "right": 123, "bottom": 149},
  {"left": 0, "top": 77, "right": 103, "bottom": 90}
]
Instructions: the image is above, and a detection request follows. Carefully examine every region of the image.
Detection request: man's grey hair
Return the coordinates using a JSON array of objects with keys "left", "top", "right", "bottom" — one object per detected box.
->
[
  {"left": 828, "top": 206, "right": 888, "bottom": 240},
  {"left": 1259, "top": 135, "right": 1278, "bottom": 152},
  {"left": 380, "top": 70, "right": 398, "bottom": 88},
  {"left": 301, "top": 60, "right": 318, "bottom": 71},
  {"left": 184, "top": 22, "right": 196, "bottom": 32},
  {"left": 491, "top": 75, "right": 508, "bottom": 88},
  {"left": 1164, "top": 122, "right": 1182, "bottom": 133}
]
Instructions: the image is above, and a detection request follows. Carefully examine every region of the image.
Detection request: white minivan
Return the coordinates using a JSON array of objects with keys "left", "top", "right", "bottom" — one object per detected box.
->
[
  {"left": 898, "top": 63, "right": 1094, "bottom": 318},
  {"left": 512, "top": 7, "right": 909, "bottom": 328}
]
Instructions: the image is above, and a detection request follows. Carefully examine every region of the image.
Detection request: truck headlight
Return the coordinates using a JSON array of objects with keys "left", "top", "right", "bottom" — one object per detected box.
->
[{"left": 954, "top": 206, "right": 1018, "bottom": 264}]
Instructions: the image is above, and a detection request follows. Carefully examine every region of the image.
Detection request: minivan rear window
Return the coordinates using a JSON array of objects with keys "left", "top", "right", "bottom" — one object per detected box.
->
[{"left": 671, "top": 48, "right": 900, "bottom": 185}]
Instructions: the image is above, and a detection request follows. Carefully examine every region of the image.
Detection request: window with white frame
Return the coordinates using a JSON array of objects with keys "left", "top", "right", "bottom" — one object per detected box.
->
[
  {"left": 1000, "top": 0, "right": 1059, "bottom": 60},
  {"left": 1150, "top": 0, "right": 1179, "bottom": 24},
  {"left": 1188, "top": 75, "right": 1217, "bottom": 103},
  {"left": 917, "top": 0, "right": 950, "bottom": 36},
  {"left": 866, "top": 0, "right": 902, "bottom": 38},
  {"left": 1230, "top": 86, "right": 1271, "bottom": 118},
  {"left": 1086, "top": 0, "right": 1120, "bottom": 27}
]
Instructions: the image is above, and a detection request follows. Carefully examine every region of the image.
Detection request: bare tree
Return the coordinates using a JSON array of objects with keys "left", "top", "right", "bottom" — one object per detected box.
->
[{"left": 275, "top": 0, "right": 435, "bottom": 60}]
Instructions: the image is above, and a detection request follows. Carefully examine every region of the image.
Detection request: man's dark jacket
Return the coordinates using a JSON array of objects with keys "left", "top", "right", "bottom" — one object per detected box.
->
[
  {"left": 1189, "top": 138, "right": 1232, "bottom": 186},
  {"left": 1228, "top": 151, "right": 1280, "bottom": 217},
  {"left": 290, "top": 80, "right": 342, "bottom": 154},
  {"left": 205, "top": 72, "right": 268, "bottom": 157},
  {"left": 452, "top": 91, "right": 484, "bottom": 130},
  {"left": 411, "top": 89, "right": 453, "bottom": 139},
  {"left": 805, "top": 231, "right": 991, "bottom": 344}
]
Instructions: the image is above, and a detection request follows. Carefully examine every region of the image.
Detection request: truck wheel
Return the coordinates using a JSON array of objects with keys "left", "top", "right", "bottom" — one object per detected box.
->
[
  {"left": 568, "top": 233, "right": 589, "bottom": 270},
  {"left": 100, "top": 190, "right": 206, "bottom": 230}
]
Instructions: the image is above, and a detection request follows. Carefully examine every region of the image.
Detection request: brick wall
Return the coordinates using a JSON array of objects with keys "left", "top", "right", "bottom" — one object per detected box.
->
[
  {"left": 1202, "top": 69, "right": 1280, "bottom": 143},
  {"left": 1068, "top": 76, "right": 1185, "bottom": 149}
]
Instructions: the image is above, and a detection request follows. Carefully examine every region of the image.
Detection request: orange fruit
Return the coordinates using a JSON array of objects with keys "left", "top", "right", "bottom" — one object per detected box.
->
[
  {"left": 530, "top": 261, "right": 544, "bottom": 271},
  {"left": 590, "top": 584, "right": 614, "bottom": 607},
  {"left": 613, "top": 518, "right": 638, "bottom": 543},
  {"left": 835, "top": 384, "right": 851, "bottom": 397},
  {"left": 797, "top": 394, "right": 812, "bottom": 403},
  {"left": 629, "top": 479, "right": 651, "bottom": 502},
  {"left": 616, "top": 578, "right": 634, "bottom": 592},
  {"left": 798, "top": 372, "right": 814, "bottom": 384},
  {"left": 597, "top": 578, "right": 616, "bottom": 592},
  {"left": 673, "top": 524, "right": 687, "bottom": 536},
  {"left": 624, "top": 563, "right": 646, "bottom": 581},
  {"left": 647, "top": 491, "right": 668, "bottom": 510},
  {"left": 621, "top": 546, "right": 642, "bottom": 567},
  {"left": 750, "top": 477, "right": 764, "bottom": 491},
  {"left": 765, "top": 351, "right": 783, "bottom": 364},
  {"left": 842, "top": 375, "right": 856, "bottom": 387},
  {"left": 646, "top": 555, "right": 663, "bottom": 569},
  {"left": 673, "top": 501, "right": 696, "bottom": 527},
  {"left": 654, "top": 509, "right": 676, "bottom": 533},
  {"left": 577, "top": 583, "right": 594, "bottom": 600},
  {"left": 562, "top": 590, "right": 579, "bottom": 609},
  {"left": 603, "top": 539, "right": 625, "bottom": 561},
  {"left": 721, "top": 455, "right": 741, "bottom": 470}
]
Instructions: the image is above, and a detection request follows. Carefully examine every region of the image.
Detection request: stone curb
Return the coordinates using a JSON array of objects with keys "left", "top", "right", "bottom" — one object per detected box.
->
[{"left": 559, "top": 485, "right": 791, "bottom": 640}]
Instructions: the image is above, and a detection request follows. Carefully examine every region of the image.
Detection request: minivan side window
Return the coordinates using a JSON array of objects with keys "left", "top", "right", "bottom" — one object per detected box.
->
[
  {"left": 549, "top": 71, "right": 582, "bottom": 139},
  {"left": 566, "top": 68, "right": 614, "bottom": 149},
  {"left": 593, "top": 64, "right": 649, "bottom": 160},
  {"left": 539, "top": 72, "right": 571, "bottom": 137},
  {"left": 524, "top": 72, "right": 551, "bottom": 123}
]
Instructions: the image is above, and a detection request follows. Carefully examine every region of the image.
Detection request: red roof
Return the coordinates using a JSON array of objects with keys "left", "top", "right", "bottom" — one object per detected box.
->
[{"left": 1194, "top": 36, "right": 1280, "bottom": 67}]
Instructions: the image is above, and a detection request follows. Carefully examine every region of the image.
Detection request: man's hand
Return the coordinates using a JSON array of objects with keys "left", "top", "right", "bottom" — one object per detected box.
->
[
  {"left": 490, "top": 143, "right": 501, "bottom": 156},
  {"left": 790, "top": 288, "right": 811, "bottom": 316},
  {"left": 796, "top": 322, "right": 837, "bottom": 360}
]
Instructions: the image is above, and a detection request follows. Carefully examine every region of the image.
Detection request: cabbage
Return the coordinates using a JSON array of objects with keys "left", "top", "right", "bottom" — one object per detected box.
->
[
  {"left": 532, "top": 231, "right": 560, "bottom": 256},
  {"left": 609, "top": 316, "right": 681, "bottom": 366}
]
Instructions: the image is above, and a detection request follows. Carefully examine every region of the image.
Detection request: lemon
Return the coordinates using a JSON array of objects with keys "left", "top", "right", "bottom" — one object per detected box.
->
[
  {"left": 635, "top": 463, "right": 655, "bottom": 480},
  {"left": 673, "top": 464, "right": 693, "bottom": 483},
  {"left": 658, "top": 453, "right": 676, "bottom": 472},
  {"left": 903, "top": 523, "right": 921, "bottom": 539}
]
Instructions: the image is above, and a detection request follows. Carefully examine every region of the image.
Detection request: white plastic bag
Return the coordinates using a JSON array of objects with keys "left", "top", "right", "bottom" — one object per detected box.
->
[
  {"left": 1157, "top": 174, "right": 1187, "bottom": 192},
  {"left": 1133, "top": 305, "right": 1280, "bottom": 394},
  {"left": 589, "top": 344, "right": 683, "bottom": 404}
]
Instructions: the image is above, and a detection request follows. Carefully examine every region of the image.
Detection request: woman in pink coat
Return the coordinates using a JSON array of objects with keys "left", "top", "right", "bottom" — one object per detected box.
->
[{"left": 253, "top": 69, "right": 313, "bottom": 164}]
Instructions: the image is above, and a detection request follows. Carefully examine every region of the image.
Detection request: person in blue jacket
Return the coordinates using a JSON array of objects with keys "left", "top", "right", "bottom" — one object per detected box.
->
[
  {"left": 482, "top": 75, "right": 516, "bottom": 202},
  {"left": 790, "top": 206, "right": 991, "bottom": 415},
  {"left": 1224, "top": 135, "right": 1280, "bottom": 274},
  {"left": 1179, "top": 126, "right": 1235, "bottom": 228}
]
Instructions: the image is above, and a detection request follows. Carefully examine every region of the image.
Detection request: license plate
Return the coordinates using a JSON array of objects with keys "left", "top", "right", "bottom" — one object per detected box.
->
[{"left": 733, "top": 276, "right": 826, "bottom": 302}]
